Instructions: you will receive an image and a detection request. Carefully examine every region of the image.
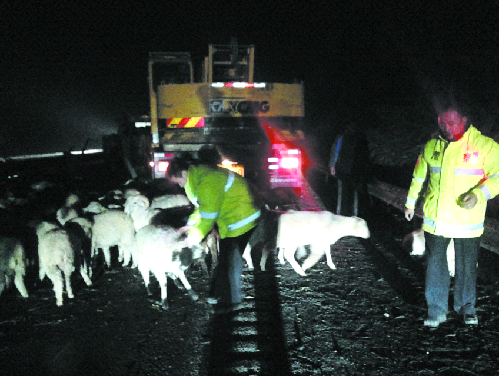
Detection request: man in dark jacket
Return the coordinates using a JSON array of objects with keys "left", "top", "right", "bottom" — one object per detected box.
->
[{"left": 329, "top": 122, "right": 370, "bottom": 217}]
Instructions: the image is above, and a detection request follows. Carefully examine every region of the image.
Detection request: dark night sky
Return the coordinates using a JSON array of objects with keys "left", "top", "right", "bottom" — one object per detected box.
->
[{"left": 2, "top": 1, "right": 499, "bottom": 157}]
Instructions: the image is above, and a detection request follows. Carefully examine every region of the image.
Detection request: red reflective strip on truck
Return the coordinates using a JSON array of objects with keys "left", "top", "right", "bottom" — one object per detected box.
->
[{"left": 167, "top": 118, "right": 205, "bottom": 128}]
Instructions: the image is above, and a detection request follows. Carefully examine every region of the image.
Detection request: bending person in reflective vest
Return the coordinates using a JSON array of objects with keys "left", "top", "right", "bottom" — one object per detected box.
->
[
  {"left": 405, "top": 104, "right": 499, "bottom": 327},
  {"left": 167, "top": 153, "right": 259, "bottom": 314}
]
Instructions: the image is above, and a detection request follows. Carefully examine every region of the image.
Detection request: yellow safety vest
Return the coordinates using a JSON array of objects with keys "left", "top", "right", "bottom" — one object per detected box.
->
[
  {"left": 406, "top": 125, "right": 499, "bottom": 238},
  {"left": 184, "top": 164, "right": 260, "bottom": 243}
]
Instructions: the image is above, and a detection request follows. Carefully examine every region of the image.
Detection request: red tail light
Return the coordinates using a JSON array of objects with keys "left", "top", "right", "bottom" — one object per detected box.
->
[
  {"left": 280, "top": 157, "right": 299, "bottom": 169},
  {"left": 158, "top": 161, "right": 169, "bottom": 172}
]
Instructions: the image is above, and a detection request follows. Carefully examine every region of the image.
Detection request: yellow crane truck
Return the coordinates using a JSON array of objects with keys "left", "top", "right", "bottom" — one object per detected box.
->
[{"left": 148, "top": 40, "right": 306, "bottom": 196}]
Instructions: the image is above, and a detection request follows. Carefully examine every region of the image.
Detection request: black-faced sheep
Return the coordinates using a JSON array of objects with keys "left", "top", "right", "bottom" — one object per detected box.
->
[
  {"left": 0, "top": 236, "right": 29, "bottom": 298},
  {"left": 135, "top": 224, "right": 204, "bottom": 310},
  {"left": 276, "top": 211, "right": 370, "bottom": 276}
]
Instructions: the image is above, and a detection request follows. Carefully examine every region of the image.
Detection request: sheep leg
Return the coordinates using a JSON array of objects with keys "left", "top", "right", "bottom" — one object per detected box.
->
[
  {"left": 84, "top": 259, "right": 93, "bottom": 280},
  {"left": 117, "top": 245, "right": 124, "bottom": 263},
  {"left": 14, "top": 273, "right": 29, "bottom": 298},
  {"left": 301, "top": 244, "right": 327, "bottom": 272},
  {"left": 278, "top": 247, "right": 286, "bottom": 265},
  {"left": 102, "top": 247, "right": 111, "bottom": 268},
  {"left": 260, "top": 245, "right": 270, "bottom": 271},
  {"left": 324, "top": 245, "right": 337, "bottom": 270},
  {"left": 242, "top": 244, "right": 254, "bottom": 270},
  {"left": 64, "top": 270, "right": 74, "bottom": 299},
  {"left": 175, "top": 272, "right": 199, "bottom": 301},
  {"left": 121, "top": 245, "right": 131, "bottom": 267},
  {"left": 154, "top": 272, "right": 169, "bottom": 310},
  {"left": 139, "top": 266, "right": 152, "bottom": 296},
  {"left": 46, "top": 268, "right": 64, "bottom": 306},
  {"left": 284, "top": 248, "right": 307, "bottom": 276},
  {"left": 91, "top": 241, "right": 98, "bottom": 258},
  {"left": 80, "top": 265, "right": 93, "bottom": 286},
  {"left": 0, "top": 277, "right": 5, "bottom": 296},
  {"left": 39, "top": 266, "right": 46, "bottom": 281}
]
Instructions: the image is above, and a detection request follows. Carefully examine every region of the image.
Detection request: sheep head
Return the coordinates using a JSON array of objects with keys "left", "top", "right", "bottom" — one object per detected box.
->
[
  {"left": 65, "top": 193, "right": 80, "bottom": 207},
  {"left": 124, "top": 195, "right": 150, "bottom": 215}
]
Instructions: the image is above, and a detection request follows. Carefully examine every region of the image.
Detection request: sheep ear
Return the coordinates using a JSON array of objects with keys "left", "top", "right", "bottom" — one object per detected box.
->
[{"left": 137, "top": 197, "right": 149, "bottom": 208}]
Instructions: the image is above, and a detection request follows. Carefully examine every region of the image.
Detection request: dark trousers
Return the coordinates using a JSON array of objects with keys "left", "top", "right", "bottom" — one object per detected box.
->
[
  {"left": 210, "top": 229, "right": 254, "bottom": 305},
  {"left": 335, "top": 175, "right": 368, "bottom": 217},
  {"left": 424, "top": 232, "right": 480, "bottom": 317}
]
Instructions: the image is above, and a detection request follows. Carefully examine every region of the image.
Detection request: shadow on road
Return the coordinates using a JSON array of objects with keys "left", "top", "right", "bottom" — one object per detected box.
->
[{"left": 204, "top": 249, "right": 292, "bottom": 376}]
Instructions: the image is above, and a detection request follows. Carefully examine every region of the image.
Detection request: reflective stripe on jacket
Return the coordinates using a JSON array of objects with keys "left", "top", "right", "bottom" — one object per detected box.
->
[
  {"left": 184, "top": 164, "right": 260, "bottom": 243},
  {"left": 405, "top": 125, "right": 499, "bottom": 238}
]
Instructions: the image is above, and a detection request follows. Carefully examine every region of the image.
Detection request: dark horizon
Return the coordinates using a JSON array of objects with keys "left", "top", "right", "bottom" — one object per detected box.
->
[{"left": 2, "top": 2, "right": 499, "bottom": 157}]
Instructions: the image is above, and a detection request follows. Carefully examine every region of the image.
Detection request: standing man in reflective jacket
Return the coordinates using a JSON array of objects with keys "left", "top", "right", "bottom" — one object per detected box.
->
[
  {"left": 405, "top": 105, "right": 499, "bottom": 327},
  {"left": 167, "top": 153, "right": 259, "bottom": 314}
]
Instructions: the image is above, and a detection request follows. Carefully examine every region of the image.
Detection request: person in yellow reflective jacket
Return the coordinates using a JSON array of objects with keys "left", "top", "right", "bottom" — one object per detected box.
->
[
  {"left": 405, "top": 105, "right": 499, "bottom": 327},
  {"left": 167, "top": 152, "right": 259, "bottom": 314}
]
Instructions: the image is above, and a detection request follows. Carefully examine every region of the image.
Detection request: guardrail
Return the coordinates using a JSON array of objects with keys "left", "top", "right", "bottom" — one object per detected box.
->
[{"left": 368, "top": 179, "right": 499, "bottom": 256}]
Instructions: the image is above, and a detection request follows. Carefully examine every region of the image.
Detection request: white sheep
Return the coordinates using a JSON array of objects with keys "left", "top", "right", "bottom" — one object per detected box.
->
[
  {"left": 91, "top": 210, "right": 136, "bottom": 268},
  {"left": 276, "top": 211, "right": 371, "bottom": 276},
  {"left": 124, "top": 194, "right": 215, "bottom": 277},
  {"left": 404, "top": 228, "right": 456, "bottom": 277},
  {"left": 83, "top": 201, "right": 108, "bottom": 214},
  {"left": 150, "top": 194, "right": 192, "bottom": 210},
  {"left": 0, "top": 236, "right": 29, "bottom": 298},
  {"left": 56, "top": 193, "right": 81, "bottom": 226},
  {"left": 35, "top": 221, "right": 76, "bottom": 306},
  {"left": 36, "top": 221, "right": 93, "bottom": 303},
  {"left": 135, "top": 224, "right": 204, "bottom": 310},
  {"left": 124, "top": 194, "right": 191, "bottom": 231}
]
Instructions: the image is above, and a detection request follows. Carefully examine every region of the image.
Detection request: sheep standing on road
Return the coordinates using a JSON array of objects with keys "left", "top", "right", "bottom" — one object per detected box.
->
[
  {"left": 135, "top": 224, "right": 204, "bottom": 310},
  {"left": 0, "top": 236, "right": 29, "bottom": 299},
  {"left": 35, "top": 222, "right": 78, "bottom": 306},
  {"left": 91, "top": 210, "right": 136, "bottom": 268},
  {"left": 276, "top": 211, "right": 370, "bottom": 276},
  {"left": 124, "top": 193, "right": 215, "bottom": 276}
]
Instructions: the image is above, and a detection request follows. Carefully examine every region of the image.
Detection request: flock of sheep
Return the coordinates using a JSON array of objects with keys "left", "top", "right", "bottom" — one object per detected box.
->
[
  {"left": 1, "top": 176, "right": 374, "bottom": 312},
  {"left": 0, "top": 178, "right": 215, "bottom": 309}
]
